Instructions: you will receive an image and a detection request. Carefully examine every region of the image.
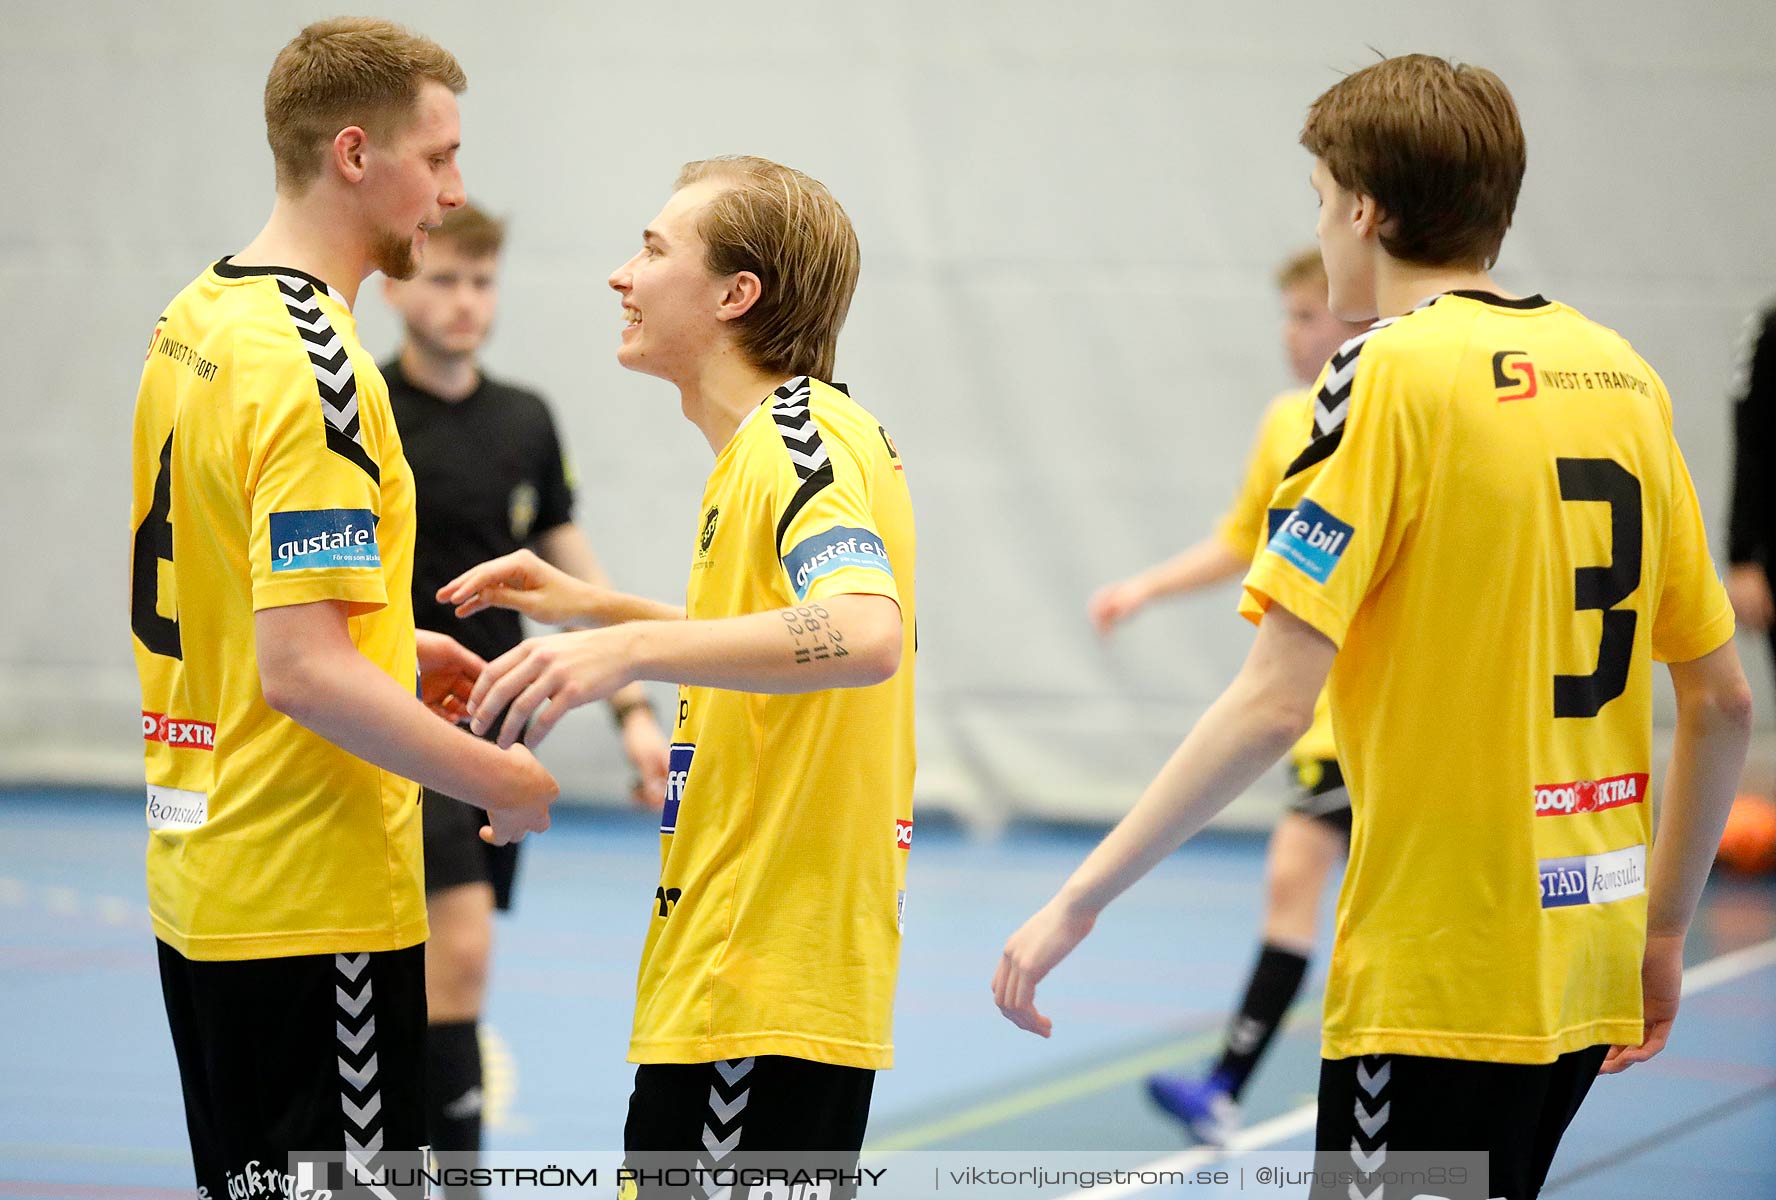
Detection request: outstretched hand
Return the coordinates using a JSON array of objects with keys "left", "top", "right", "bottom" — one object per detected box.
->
[
  {"left": 992, "top": 898, "right": 1097, "bottom": 1037},
  {"left": 437, "top": 548, "right": 602, "bottom": 626},
  {"left": 468, "top": 628, "right": 636, "bottom": 749}
]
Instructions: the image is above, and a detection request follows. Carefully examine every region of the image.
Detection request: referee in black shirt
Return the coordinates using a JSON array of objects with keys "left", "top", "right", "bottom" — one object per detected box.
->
[{"left": 381, "top": 204, "right": 670, "bottom": 1187}]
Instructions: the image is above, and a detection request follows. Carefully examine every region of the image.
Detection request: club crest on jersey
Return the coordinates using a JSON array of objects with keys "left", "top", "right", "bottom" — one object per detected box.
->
[
  {"left": 269, "top": 509, "right": 380, "bottom": 572},
  {"left": 699, "top": 506, "right": 719, "bottom": 556},
  {"left": 662, "top": 743, "right": 694, "bottom": 834},
  {"left": 782, "top": 525, "right": 893, "bottom": 601},
  {"left": 508, "top": 482, "right": 539, "bottom": 542},
  {"left": 1492, "top": 350, "right": 1539, "bottom": 401},
  {"left": 1539, "top": 844, "right": 1646, "bottom": 908},
  {"left": 1266, "top": 499, "right": 1352, "bottom": 584}
]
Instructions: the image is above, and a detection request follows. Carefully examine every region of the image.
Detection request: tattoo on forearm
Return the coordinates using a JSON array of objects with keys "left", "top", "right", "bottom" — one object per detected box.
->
[{"left": 782, "top": 605, "right": 849, "bottom": 665}]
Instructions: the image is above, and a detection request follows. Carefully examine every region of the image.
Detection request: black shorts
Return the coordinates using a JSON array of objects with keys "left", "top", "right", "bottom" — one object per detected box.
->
[
  {"left": 157, "top": 939, "right": 427, "bottom": 1197},
  {"left": 423, "top": 785, "right": 521, "bottom": 910},
  {"left": 623, "top": 1056, "right": 875, "bottom": 1198},
  {"left": 1287, "top": 758, "right": 1353, "bottom": 837},
  {"left": 1313, "top": 1045, "right": 1608, "bottom": 1200}
]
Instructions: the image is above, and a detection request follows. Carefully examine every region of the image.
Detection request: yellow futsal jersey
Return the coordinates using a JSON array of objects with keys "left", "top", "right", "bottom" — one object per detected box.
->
[
  {"left": 130, "top": 259, "right": 425, "bottom": 961},
  {"left": 631, "top": 377, "right": 917, "bottom": 1070},
  {"left": 1216, "top": 391, "right": 1336, "bottom": 765},
  {"left": 1242, "top": 291, "right": 1734, "bottom": 1064}
]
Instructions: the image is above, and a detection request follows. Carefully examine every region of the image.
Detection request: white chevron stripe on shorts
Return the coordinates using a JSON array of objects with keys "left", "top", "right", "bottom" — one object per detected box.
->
[{"left": 334, "top": 953, "right": 385, "bottom": 1159}]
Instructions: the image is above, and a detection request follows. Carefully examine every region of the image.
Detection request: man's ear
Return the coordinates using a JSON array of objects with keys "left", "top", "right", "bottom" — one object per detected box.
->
[
  {"left": 715, "top": 271, "right": 763, "bottom": 324},
  {"left": 331, "top": 126, "right": 370, "bottom": 184},
  {"left": 1351, "top": 191, "right": 1389, "bottom": 243}
]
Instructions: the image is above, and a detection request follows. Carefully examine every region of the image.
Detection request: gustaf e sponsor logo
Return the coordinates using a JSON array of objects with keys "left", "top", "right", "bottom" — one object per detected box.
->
[
  {"left": 269, "top": 509, "right": 380, "bottom": 573},
  {"left": 781, "top": 525, "right": 893, "bottom": 601}
]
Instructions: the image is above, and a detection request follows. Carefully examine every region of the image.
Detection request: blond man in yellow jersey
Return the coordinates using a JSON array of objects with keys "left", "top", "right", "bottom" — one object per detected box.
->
[
  {"left": 998, "top": 55, "right": 1750, "bottom": 1200},
  {"left": 130, "top": 20, "right": 557, "bottom": 1194},
  {"left": 1090, "top": 250, "right": 1368, "bottom": 1144},
  {"left": 438, "top": 157, "right": 914, "bottom": 1178}
]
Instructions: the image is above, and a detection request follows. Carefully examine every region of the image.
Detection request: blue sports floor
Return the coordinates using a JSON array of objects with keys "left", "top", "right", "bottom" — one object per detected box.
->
[{"left": 2, "top": 786, "right": 1773, "bottom": 1197}]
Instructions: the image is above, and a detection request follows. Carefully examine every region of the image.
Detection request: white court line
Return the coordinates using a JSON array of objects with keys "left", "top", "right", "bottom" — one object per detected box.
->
[{"left": 1060, "top": 935, "right": 1776, "bottom": 1200}]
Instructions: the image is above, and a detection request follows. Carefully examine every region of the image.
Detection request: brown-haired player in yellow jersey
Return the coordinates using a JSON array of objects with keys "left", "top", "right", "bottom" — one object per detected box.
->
[
  {"left": 437, "top": 157, "right": 915, "bottom": 1184},
  {"left": 1089, "top": 250, "right": 1368, "bottom": 1144},
  {"left": 996, "top": 55, "right": 1750, "bottom": 1199},
  {"left": 129, "top": 18, "right": 556, "bottom": 1195}
]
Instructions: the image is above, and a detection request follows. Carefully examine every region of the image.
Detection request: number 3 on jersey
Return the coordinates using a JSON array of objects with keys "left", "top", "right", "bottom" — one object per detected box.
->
[
  {"left": 131, "top": 428, "right": 182, "bottom": 659},
  {"left": 1554, "top": 457, "right": 1641, "bottom": 719}
]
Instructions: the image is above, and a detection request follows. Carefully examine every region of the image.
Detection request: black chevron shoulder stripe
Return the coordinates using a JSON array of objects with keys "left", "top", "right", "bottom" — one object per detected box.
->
[{"left": 274, "top": 275, "right": 378, "bottom": 484}]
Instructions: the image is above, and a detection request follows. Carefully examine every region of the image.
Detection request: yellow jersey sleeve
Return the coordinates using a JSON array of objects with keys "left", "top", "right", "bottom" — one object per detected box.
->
[
  {"left": 776, "top": 420, "right": 900, "bottom": 609},
  {"left": 1216, "top": 392, "right": 1311, "bottom": 560},
  {"left": 240, "top": 317, "right": 390, "bottom": 615},
  {"left": 1651, "top": 402, "right": 1735, "bottom": 662},
  {"left": 1240, "top": 324, "right": 1428, "bottom": 646}
]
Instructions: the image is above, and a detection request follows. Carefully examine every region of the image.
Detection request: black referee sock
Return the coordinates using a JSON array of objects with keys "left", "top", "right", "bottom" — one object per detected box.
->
[
  {"left": 1213, "top": 943, "right": 1309, "bottom": 1101},
  {"left": 426, "top": 1020, "right": 484, "bottom": 1197}
]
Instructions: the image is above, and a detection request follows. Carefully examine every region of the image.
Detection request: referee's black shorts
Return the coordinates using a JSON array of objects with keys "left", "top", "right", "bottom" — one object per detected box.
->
[
  {"left": 422, "top": 785, "right": 521, "bottom": 910},
  {"left": 157, "top": 939, "right": 427, "bottom": 1196}
]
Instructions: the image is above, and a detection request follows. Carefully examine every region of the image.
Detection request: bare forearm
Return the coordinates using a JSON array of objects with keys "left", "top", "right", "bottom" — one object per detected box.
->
[
  {"left": 266, "top": 645, "right": 523, "bottom": 811},
  {"left": 1648, "top": 682, "right": 1754, "bottom": 936},
  {"left": 1132, "top": 539, "right": 1249, "bottom": 603},
  {"left": 626, "top": 595, "right": 901, "bottom": 693},
  {"left": 533, "top": 524, "right": 659, "bottom": 708},
  {"left": 1061, "top": 675, "right": 1308, "bottom": 915}
]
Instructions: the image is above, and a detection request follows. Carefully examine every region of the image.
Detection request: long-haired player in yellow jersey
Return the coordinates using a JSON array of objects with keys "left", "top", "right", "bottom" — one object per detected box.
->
[
  {"left": 997, "top": 55, "right": 1751, "bottom": 1199},
  {"left": 435, "top": 157, "right": 916, "bottom": 1188},
  {"left": 1088, "top": 250, "right": 1368, "bottom": 1144}
]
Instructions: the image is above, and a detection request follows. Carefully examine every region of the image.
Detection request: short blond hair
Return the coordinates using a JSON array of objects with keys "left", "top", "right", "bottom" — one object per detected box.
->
[
  {"left": 1274, "top": 248, "right": 1327, "bottom": 292},
  {"left": 433, "top": 202, "right": 506, "bottom": 258},
  {"left": 1301, "top": 54, "right": 1525, "bottom": 268},
  {"left": 675, "top": 156, "right": 860, "bottom": 384},
  {"left": 265, "top": 17, "right": 467, "bottom": 194}
]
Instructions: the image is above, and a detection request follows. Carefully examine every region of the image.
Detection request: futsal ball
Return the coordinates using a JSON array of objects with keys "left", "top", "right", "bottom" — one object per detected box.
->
[{"left": 1716, "top": 793, "right": 1776, "bottom": 875}]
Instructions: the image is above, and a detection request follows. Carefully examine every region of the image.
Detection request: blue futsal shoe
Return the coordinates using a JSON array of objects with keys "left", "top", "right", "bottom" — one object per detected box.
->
[{"left": 1145, "top": 1070, "right": 1240, "bottom": 1147}]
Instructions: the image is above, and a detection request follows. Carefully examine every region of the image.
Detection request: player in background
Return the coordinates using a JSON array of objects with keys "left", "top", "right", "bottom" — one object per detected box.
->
[
  {"left": 996, "top": 55, "right": 1750, "bottom": 1200},
  {"left": 1725, "top": 300, "right": 1776, "bottom": 698},
  {"left": 1088, "top": 249, "right": 1368, "bottom": 1143},
  {"left": 436, "top": 156, "right": 915, "bottom": 1182},
  {"left": 129, "top": 19, "right": 556, "bottom": 1195},
  {"left": 380, "top": 202, "right": 671, "bottom": 1189}
]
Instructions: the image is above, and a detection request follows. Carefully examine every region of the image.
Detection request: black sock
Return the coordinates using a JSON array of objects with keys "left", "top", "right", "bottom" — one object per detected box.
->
[
  {"left": 426, "top": 1020, "right": 484, "bottom": 1198},
  {"left": 1213, "top": 943, "right": 1309, "bottom": 1101}
]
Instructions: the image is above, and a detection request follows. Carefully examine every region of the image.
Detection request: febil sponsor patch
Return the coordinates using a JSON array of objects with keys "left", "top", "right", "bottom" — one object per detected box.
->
[
  {"left": 662, "top": 743, "right": 694, "bottom": 834},
  {"left": 142, "top": 711, "right": 215, "bottom": 750},
  {"left": 1534, "top": 772, "right": 1648, "bottom": 817},
  {"left": 269, "top": 508, "right": 380, "bottom": 572},
  {"left": 1265, "top": 499, "right": 1353, "bottom": 584},
  {"left": 1539, "top": 844, "right": 1646, "bottom": 909},
  {"left": 781, "top": 525, "right": 893, "bottom": 601}
]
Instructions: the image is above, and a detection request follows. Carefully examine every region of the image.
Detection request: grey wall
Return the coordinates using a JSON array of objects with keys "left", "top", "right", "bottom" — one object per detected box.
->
[{"left": 5, "top": 0, "right": 1773, "bottom": 824}]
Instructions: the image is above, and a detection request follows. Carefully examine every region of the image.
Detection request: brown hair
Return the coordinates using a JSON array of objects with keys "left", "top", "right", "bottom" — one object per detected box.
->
[
  {"left": 1300, "top": 54, "right": 1525, "bottom": 269},
  {"left": 1275, "top": 248, "right": 1328, "bottom": 292},
  {"left": 264, "top": 17, "right": 467, "bottom": 194},
  {"left": 674, "top": 156, "right": 860, "bottom": 383},
  {"left": 433, "top": 202, "right": 506, "bottom": 257}
]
